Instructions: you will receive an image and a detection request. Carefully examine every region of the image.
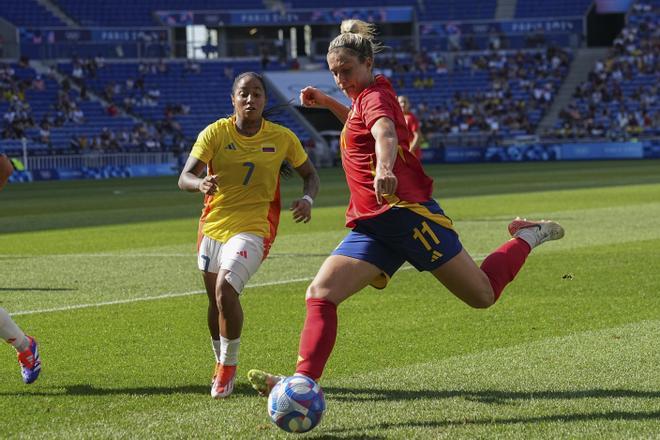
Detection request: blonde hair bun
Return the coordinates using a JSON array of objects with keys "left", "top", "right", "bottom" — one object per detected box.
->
[
  {"left": 330, "top": 19, "right": 383, "bottom": 57},
  {"left": 340, "top": 19, "right": 376, "bottom": 40}
]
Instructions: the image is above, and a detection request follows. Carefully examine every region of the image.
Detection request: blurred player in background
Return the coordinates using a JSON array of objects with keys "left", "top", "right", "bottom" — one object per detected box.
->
[
  {"left": 178, "top": 72, "right": 320, "bottom": 399},
  {"left": 0, "top": 309, "right": 41, "bottom": 384},
  {"left": 248, "top": 20, "right": 564, "bottom": 395},
  {"left": 0, "top": 151, "right": 13, "bottom": 190},
  {"left": 0, "top": 152, "right": 42, "bottom": 384},
  {"left": 397, "top": 95, "right": 422, "bottom": 160}
]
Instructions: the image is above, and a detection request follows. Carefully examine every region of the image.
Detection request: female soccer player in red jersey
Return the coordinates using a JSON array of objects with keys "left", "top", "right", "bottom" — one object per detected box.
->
[
  {"left": 397, "top": 95, "right": 422, "bottom": 160},
  {"left": 0, "top": 152, "right": 13, "bottom": 190},
  {"left": 248, "top": 20, "right": 564, "bottom": 393},
  {"left": 178, "top": 72, "right": 320, "bottom": 398}
]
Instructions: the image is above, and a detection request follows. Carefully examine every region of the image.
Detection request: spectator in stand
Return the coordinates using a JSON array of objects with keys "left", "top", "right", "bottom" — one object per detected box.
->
[
  {"left": 157, "top": 59, "right": 168, "bottom": 74},
  {"left": 106, "top": 103, "right": 119, "bottom": 117},
  {"left": 224, "top": 66, "right": 234, "bottom": 80},
  {"left": 70, "top": 134, "right": 88, "bottom": 153},
  {"left": 38, "top": 120, "right": 51, "bottom": 145},
  {"left": 32, "top": 75, "right": 45, "bottom": 91},
  {"left": 70, "top": 104, "right": 84, "bottom": 124},
  {"left": 71, "top": 61, "right": 85, "bottom": 87},
  {"left": 183, "top": 60, "right": 201, "bottom": 75}
]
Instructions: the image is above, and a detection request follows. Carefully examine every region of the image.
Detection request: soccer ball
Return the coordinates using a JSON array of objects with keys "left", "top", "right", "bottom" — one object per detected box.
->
[{"left": 268, "top": 375, "right": 326, "bottom": 433}]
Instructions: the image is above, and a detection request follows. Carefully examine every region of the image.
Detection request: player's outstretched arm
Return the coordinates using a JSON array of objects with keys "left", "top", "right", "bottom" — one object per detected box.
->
[{"left": 300, "top": 86, "right": 350, "bottom": 123}]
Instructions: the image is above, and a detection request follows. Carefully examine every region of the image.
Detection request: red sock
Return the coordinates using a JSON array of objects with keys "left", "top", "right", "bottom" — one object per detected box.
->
[
  {"left": 480, "top": 238, "right": 531, "bottom": 302},
  {"left": 295, "top": 298, "right": 337, "bottom": 382}
]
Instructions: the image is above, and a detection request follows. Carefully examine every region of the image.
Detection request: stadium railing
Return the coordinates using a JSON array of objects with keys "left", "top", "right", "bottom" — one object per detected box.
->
[{"left": 25, "top": 152, "right": 175, "bottom": 170}]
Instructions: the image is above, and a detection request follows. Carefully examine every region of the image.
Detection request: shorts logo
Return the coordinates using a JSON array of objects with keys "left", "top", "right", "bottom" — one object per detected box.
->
[{"left": 236, "top": 250, "right": 248, "bottom": 258}]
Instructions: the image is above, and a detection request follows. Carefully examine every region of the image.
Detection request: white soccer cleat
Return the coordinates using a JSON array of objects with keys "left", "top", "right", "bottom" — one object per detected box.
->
[
  {"left": 211, "top": 363, "right": 236, "bottom": 399},
  {"left": 508, "top": 217, "right": 565, "bottom": 249}
]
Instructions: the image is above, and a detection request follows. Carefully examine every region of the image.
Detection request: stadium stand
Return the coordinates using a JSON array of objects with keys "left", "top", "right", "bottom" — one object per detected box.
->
[
  {"left": 55, "top": 59, "right": 311, "bottom": 146},
  {"left": 515, "top": 0, "right": 594, "bottom": 18},
  {"left": 0, "top": 0, "right": 66, "bottom": 27},
  {"left": 55, "top": 0, "right": 278, "bottom": 26},
  {"left": 551, "top": 1, "right": 659, "bottom": 140},
  {"left": 1, "top": 0, "right": 657, "bottom": 168},
  {"left": 1, "top": 61, "right": 140, "bottom": 155},
  {"left": 52, "top": 0, "right": 493, "bottom": 27},
  {"left": 382, "top": 46, "right": 571, "bottom": 143}
]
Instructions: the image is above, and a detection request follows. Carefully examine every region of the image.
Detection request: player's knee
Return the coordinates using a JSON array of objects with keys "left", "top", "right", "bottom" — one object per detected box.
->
[
  {"left": 305, "top": 281, "right": 331, "bottom": 300},
  {"left": 469, "top": 292, "right": 495, "bottom": 309},
  {"left": 465, "top": 281, "right": 495, "bottom": 309},
  {"left": 216, "top": 278, "right": 239, "bottom": 307}
]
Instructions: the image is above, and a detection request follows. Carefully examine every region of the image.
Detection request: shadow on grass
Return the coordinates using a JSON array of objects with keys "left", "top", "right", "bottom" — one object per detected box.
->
[
  {"left": 324, "top": 386, "right": 660, "bottom": 404},
  {"left": 324, "top": 410, "right": 660, "bottom": 436},
  {"left": 0, "top": 382, "right": 258, "bottom": 397},
  {"left": 311, "top": 435, "right": 385, "bottom": 440},
  {"left": 317, "top": 387, "right": 660, "bottom": 436}
]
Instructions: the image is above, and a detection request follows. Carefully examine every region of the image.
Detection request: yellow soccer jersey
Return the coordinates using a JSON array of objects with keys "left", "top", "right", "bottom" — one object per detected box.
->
[{"left": 191, "top": 116, "right": 308, "bottom": 245}]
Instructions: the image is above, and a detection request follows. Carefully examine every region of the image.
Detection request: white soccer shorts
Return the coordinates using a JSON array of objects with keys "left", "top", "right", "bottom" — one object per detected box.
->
[{"left": 197, "top": 233, "right": 265, "bottom": 294}]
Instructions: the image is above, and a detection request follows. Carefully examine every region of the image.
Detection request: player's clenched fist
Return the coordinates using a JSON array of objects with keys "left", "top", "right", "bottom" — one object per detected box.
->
[
  {"left": 300, "top": 86, "right": 325, "bottom": 108},
  {"left": 198, "top": 174, "right": 219, "bottom": 195}
]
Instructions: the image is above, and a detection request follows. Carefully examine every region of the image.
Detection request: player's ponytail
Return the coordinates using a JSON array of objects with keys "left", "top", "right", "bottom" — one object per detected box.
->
[{"left": 328, "top": 19, "right": 383, "bottom": 62}]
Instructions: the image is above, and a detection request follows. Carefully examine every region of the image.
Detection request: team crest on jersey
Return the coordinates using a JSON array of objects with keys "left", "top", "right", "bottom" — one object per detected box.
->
[{"left": 225, "top": 143, "right": 237, "bottom": 150}]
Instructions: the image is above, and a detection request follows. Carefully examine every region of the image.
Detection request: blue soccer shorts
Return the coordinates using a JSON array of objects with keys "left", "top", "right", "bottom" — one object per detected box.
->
[{"left": 331, "top": 200, "right": 463, "bottom": 289}]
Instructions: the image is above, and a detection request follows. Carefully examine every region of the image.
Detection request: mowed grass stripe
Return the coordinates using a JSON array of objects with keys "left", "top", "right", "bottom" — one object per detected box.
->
[
  {"left": 2, "top": 194, "right": 659, "bottom": 313},
  {"left": 318, "top": 319, "right": 660, "bottom": 439}
]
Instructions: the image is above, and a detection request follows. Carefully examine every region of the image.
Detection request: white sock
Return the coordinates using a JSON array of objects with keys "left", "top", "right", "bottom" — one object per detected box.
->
[
  {"left": 0, "top": 308, "right": 29, "bottom": 352},
  {"left": 515, "top": 228, "right": 539, "bottom": 249},
  {"left": 220, "top": 336, "right": 240, "bottom": 366},
  {"left": 211, "top": 339, "right": 222, "bottom": 363}
]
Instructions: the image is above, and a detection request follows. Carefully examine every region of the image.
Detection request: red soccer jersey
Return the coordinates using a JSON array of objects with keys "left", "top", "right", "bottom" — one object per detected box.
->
[
  {"left": 340, "top": 75, "right": 434, "bottom": 228},
  {"left": 404, "top": 112, "right": 422, "bottom": 160}
]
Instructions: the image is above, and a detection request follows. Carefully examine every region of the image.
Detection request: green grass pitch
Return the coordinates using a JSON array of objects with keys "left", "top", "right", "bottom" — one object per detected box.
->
[{"left": 0, "top": 160, "right": 659, "bottom": 438}]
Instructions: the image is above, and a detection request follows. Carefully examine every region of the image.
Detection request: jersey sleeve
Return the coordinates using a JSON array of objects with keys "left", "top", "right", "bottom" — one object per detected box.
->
[
  {"left": 360, "top": 89, "right": 398, "bottom": 130},
  {"left": 284, "top": 130, "right": 308, "bottom": 168},
  {"left": 190, "top": 121, "right": 220, "bottom": 164}
]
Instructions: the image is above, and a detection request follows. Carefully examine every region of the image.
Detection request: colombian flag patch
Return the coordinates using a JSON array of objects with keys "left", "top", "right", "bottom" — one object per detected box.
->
[{"left": 262, "top": 146, "right": 275, "bottom": 152}]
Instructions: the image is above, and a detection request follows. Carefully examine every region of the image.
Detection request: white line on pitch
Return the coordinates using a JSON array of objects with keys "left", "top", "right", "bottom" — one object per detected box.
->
[
  {"left": 9, "top": 277, "right": 315, "bottom": 317},
  {"left": 0, "top": 253, "right": 195, "bottom": 258},
  {"left": 9, "top": 255, "right": 486, "bottom": 317}
]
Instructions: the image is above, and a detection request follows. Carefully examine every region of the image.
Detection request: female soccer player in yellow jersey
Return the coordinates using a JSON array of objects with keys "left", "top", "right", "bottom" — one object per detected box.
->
[{"left": 178, "top": 72, "right": 320, "bottom": 399}]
